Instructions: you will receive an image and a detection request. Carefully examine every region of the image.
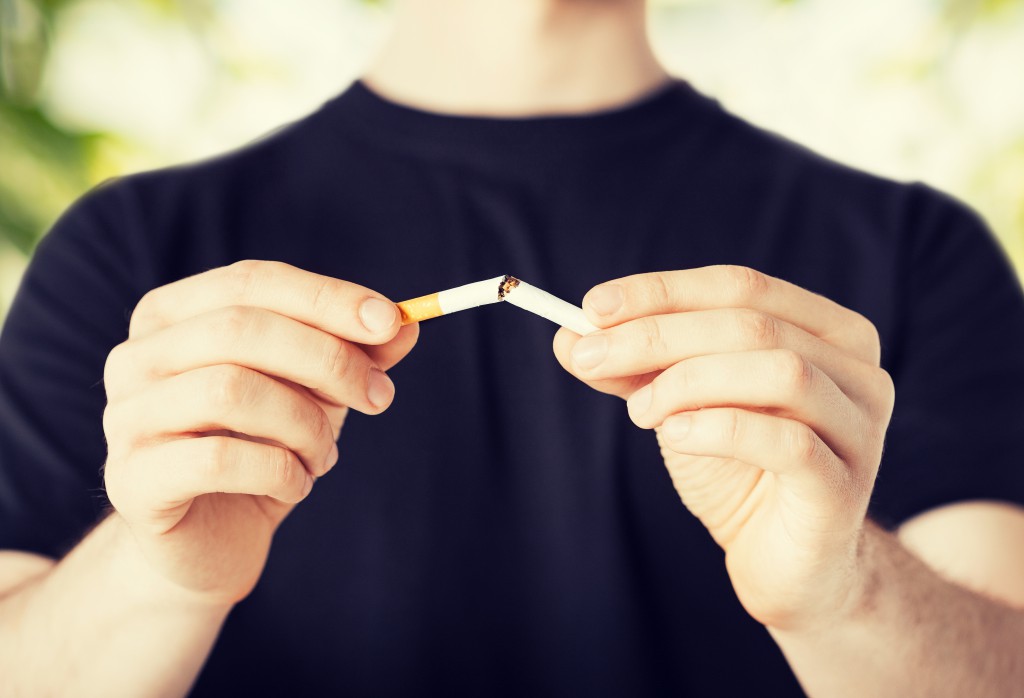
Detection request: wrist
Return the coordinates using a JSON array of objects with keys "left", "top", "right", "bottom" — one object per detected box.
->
[
  {"left": 769, "top": 522, "right": 877, "bottom": 640},
  {"left": 104, "top": 513, "right": 236, "bottom": 617}
]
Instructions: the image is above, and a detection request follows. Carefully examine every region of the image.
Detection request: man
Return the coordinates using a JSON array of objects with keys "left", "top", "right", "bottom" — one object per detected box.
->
[{"left": 2, "top": 0, "right": 1023, "bottom": 695}]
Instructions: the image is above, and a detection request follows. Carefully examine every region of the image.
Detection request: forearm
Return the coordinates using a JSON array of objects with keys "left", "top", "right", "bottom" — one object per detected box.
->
[
  {"left": 771, "top": 520, "right": 1024, "bottom": 697},
  {"left": 0, "top": 513, "right": 231, "bottom": 697}
]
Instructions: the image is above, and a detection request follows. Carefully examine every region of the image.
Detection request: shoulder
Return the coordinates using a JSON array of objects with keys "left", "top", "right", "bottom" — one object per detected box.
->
[
  {"left": 61, "top": 99, "right": 347, "bottom": 286},
  {"left": 110, "top": 101, "right": 336, "bottom": 213},
  {"left": 689, "top": 91, "right": 975, "bottom": 238}
]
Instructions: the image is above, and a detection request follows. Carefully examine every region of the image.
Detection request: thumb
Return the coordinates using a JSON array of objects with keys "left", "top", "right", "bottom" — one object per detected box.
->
[{"left": 552, "top": 327, "right": 653, "bottom": 400}]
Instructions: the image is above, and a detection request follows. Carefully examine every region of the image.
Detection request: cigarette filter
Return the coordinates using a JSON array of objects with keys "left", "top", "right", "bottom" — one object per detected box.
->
[
  {"left": 398, "top": 276, "right": 505, "bottom": 324},
  {"left": 397, "top": 274, "right": 598, "bottom": 336}
]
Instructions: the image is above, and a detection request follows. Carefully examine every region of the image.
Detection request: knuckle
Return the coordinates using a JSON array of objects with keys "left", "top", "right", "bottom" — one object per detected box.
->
[
  {"left": 716, "top": 409, "right": 743, "bottom": 450},
  {"left": 668, "top": 361, "right": 696, "bottom": 396},
  {"left": 877, "top": 367, "right": 895, "bottom": 402},
  {"left": 858, "top": 314, "right": 881, "bottom": 347},
  {"left": 206, "top": 364, "right": 252, "bottom": 409},
  {"left": 227, "top": 258, "right": 263, "bottom": 281},
  {"left": 310, "top": 406, "right": 332, "bottom": 445},
  {"left": 103, "top": 342, "right": 126, "bottom": 377},
  {"left": 309, "top": 276, "right": 340, "bottom": 315},
  {"left": 871, "top": 367, "right": 896, "bottom": 415},
  {"left": 789, "top": 423, "right": 821, "bottom": 464},
  {"left": 101, "top": 403, "right": 121, "bottom": 441},
  {"left": 722, "top": 265, "right": 769, "bottom": 305},
  {"left": 128, "top": 288, "right": 162, "bottom": 336},
  {"left": 103, "top": 342, "right": 131, "bottom": 391},
  {"left": 102, "top": 399, "right": 144, "bottom": 457},
  {"left": 226, "top": 260, "right": 270, "bottom": 300},
  {"left": 197, "top": 437, "right": 233, "bottom": 482},
  {"left": 726, "top": 411, "right": 743, "bottom": 447},
  {"left": 645, "top": 272, "right": 673, "bottom": 308},
  {"left": 740, "top": 310, "right": 780, "bottom": 349},
  {"left": 773, "top": 349, "right": 814, "bottom": 395},
  {"left": 853, "top": 314, "right": 882, "bottom": 364},
  {"left": 322, "top": 337, "right": 352, "bottom": 379},
  {"left": 636, "top": 317, "right": 668, "bottom": 355},
  {"left": 212, "top": 305, "right": 256, "bottom": 342},
  {"left": 287, "top": 397, "right": 328, "bottom": 446},
  {"left": 268, "top": 447, "right": 298, "bottom": 492}
]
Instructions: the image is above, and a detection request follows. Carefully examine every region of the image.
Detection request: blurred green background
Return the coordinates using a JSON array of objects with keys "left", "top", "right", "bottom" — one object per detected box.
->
[{"left": 1, "top": 0, "right": 1023, "bottom": 321}]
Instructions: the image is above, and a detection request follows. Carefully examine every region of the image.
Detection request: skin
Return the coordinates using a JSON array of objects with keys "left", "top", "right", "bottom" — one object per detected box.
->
[
  {"left": 363, "top": 0, "right": 668, "bottom": 116},
  {"left": 0, "top": 261, "right": 418, "bottom": 695},
  {"left": 553, "top": 266, "right": 1024, "bottom": 695},
  {"left": 554, "top": 265, "right": 895, "bottom": 630},
  {"left": 101, "top": 261, "right": 418, "bottom": 602},
  {"left": 2, "top": 1, "right": 665, "bottom": 692},
  {"left": 2, "top": 0, "right": 1024, "bottom": 694}
]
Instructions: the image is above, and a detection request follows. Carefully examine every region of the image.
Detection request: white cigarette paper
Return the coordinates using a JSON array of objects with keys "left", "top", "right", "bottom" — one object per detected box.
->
[
  {"left": 501, "top": 278, "right": 599, "bottom": 336},
  {"left": 438, "top": 276, "right": 506, "bottom": 314},
  {"left": 397, "top": 274, "right": 597, "bottom": 335},
  {"left": 397, "top": 276, "right": 504, "bottom": 324}
]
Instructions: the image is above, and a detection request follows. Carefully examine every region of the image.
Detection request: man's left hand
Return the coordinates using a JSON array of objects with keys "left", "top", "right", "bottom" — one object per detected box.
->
[{"left": 553, "top": 265, "right": 895, "bottom": 632}]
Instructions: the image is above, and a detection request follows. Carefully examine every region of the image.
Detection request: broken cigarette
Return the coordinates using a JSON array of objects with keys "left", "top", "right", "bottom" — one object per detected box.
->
[
  {"left": 500, "top": 277, "right": 600, "bottom": 336},
  {"left": 397, "top": 274, "right": 598, "bottom": 335},
  {"left": 396, "top": 275, "right": 506, "bottom": 324}
]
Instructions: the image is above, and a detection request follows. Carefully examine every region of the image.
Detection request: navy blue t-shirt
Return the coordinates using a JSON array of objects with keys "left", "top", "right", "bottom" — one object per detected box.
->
[{"left": 3, "top": 79, "right": 1024, "bottom": 695}]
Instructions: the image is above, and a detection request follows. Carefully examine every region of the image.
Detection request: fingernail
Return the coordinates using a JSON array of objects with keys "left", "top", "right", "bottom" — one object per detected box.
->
[
  {"left": 627, "top": 384, "right": 653, "bottom": 416},
  {"left": 586, "top": 284, "right": 623, "bottom": 316},
  {"left": 324, "top": 442, "right": 339, "bottom": 471},
  {"left": 302, "top": 473, "right": 315, "bottom": 498},
  {"left": 571, "top": 334, "right": 608, "bottom": 369},
  {"left": 662, "top": 415, "right": 692, "bottom": 441},
  {"left": 359, "top": 298, "right": 397, "bottom": 334},
  {"left": 367, "top": 368, "right": 394, "bottom": 409}
]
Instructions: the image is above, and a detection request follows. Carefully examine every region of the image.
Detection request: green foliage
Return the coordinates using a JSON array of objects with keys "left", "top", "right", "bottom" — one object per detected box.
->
[
  {"left": 1, "top": 0, "right": 92, "bottom": 255},
  {"left": 1, "top": 0, "right": 1022, "bottom": 284},
  {"left": 0, "top": 100, "right": 94, "bottom": 255}
]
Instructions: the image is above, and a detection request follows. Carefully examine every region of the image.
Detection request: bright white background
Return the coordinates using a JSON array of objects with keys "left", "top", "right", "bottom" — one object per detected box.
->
[{"left": 2, "top": 0, "right": 1023, "bottom": 315}]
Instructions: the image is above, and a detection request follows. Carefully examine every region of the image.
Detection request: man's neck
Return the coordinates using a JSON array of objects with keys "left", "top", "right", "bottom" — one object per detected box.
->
[{"left": 362, "top": 0, "right": 669, "bottom": 117}]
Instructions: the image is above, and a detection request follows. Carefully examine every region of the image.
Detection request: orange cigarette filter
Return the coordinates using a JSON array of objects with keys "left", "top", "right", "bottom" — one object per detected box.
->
[
  {"left": 397, "top": 293, "right": 443, "bottom": 325},
  {"left": 395, "top": 276, "right": 506, "bottom": 326},
  {"left": 394, "top": 274, "right": 598, "bottom": 334}
]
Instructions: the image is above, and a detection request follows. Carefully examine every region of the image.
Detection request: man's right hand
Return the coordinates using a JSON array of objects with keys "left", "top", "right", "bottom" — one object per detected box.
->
[{"left": 101, "top": 260, "right": 418, "bottom": 605}]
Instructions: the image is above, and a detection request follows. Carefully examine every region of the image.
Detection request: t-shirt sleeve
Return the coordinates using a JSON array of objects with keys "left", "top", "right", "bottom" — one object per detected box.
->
[
  {"left": 869, "top": 184, "right": 1024, "bottom": 529},
  {"left": 0, "top": 180, "right": 142, "bottom": 557}
]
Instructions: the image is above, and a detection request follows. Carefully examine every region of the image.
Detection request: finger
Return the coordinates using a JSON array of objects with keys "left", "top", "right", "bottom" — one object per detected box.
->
[
  {"left": 104, "top": 364, "right": 340, "bottom": 478},
  {"left": 566, "top": 309, "right": 880, "bottom": 405},
  {"left": 274, "top": 376, "right": 350, "bottom": 436},
  {"left": 129, "top": 260, "right": 401, "bottom": 345},
  {"left": 626, "top": 349, "right": 865, "bottom": 462},
  {"left": 106, "top": 436, "right": 314, "bottom": 525},
  {"left": 108, "top": 306, "right": 395, "bottom": 414},
  {"left": 582, "top": 266, "right": 880, "bottom": 365},
  {"left": 363, "top": 322, "right": 420, "bottom": 371},
  {"left": 553, "top": 327, "right": 654, "bottom": 399},
  {"left": 657, "top": 408, "right": 855, "bottom": 499}
]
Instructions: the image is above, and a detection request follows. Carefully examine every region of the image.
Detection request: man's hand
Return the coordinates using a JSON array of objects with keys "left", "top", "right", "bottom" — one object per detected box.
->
[
  {"left": 102, "top": 260, "right": 418, "bottom": 605},
  {"left": 553, "top": 265, "right": 895, "bottom": 632}
]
